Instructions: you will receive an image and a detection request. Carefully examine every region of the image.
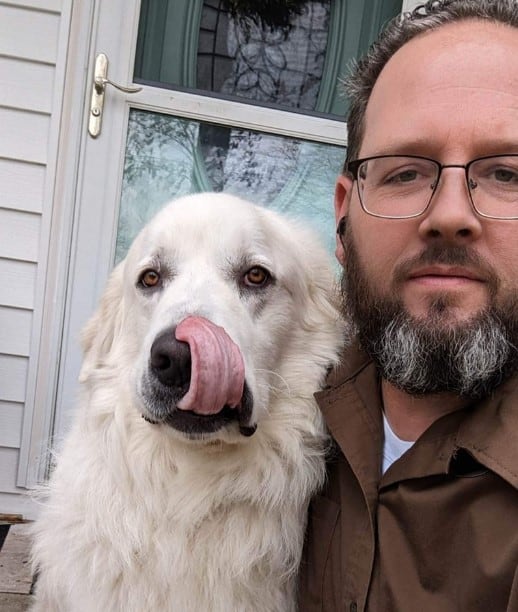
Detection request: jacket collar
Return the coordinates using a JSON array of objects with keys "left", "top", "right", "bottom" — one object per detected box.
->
[
  {"left": 316, "top": 341, "right": 518, "bottom": 491},
  {"left": 455, "top": 375, "right": 518, "bottom": 489},
  {"left": 315, "top": 342, "right": 382, "bottom": 516}
]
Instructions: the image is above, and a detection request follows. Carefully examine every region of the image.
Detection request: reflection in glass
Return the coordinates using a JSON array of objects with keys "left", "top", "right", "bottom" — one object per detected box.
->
[
  {"left": 116, "top": 109, "right": 344, "bottom": 262},
  {"left": 198, "top": 0, "right": 330, "bottom": 110},
  {"left": 134, "top": 0, "right": 403, "bottom": 116}
]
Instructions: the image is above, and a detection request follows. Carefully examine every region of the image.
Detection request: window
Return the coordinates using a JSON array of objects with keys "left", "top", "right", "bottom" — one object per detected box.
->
[{"left": 116, "top": 0, "right": 403, "bottom": 260}]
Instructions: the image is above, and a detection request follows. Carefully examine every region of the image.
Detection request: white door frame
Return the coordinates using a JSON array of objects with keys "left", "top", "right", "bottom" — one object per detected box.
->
[
  {"left": 43, "top": 0, "right": 146, "bottom": 459},
  {"left": 16, "top": 0, "right": 137, "bottom": 486},
  {"left": 16, "top": 0, "right": 99, "bottom": 488}
]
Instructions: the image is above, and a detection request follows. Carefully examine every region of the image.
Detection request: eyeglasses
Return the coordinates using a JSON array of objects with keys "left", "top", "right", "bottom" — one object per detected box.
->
[{"left": 346, "top": 154, "right": 518, "bottom": 220}]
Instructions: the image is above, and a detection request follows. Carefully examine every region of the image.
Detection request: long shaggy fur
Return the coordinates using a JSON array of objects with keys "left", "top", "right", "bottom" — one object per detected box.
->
[{"left": 30, "top": 193, "right": 344, "bottom": 612}]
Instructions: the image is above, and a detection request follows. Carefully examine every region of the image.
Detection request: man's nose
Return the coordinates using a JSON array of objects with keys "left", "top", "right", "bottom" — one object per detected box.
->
[{"left": 417, "top": 167, "right": 483, "bottom": 242}]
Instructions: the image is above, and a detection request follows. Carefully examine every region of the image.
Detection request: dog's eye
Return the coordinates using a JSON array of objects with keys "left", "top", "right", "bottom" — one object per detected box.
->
[
  {"left": 138, "top": 269, "right": 161, "bottom": 289},
  {"left": 244, "top": 266, "right": 270, "bottom": 287}
]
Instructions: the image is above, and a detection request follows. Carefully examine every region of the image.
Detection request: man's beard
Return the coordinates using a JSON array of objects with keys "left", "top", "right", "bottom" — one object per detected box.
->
[{"left": 339, "top": 219, "right": 518, "bottom": 399}]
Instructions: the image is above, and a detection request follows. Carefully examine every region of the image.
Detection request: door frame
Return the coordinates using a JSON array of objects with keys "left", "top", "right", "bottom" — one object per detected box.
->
[{"left": 17, "top": 0, "right": 99, "bottom": 488}]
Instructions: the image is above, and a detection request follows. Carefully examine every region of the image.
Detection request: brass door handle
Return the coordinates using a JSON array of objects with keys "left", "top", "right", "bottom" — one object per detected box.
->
[{"left": 88, "top": 53, "right": 142, "bottom": 138}]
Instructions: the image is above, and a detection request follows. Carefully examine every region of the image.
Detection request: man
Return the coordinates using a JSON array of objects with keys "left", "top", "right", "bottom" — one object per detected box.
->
[{"left": 298, "top": 1, "right": 518, "bottom": 610}]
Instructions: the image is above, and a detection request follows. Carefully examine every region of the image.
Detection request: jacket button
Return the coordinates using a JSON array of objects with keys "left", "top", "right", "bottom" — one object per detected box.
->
[{"left": 350, "top": 603, "right": 357, "bottom": 612}]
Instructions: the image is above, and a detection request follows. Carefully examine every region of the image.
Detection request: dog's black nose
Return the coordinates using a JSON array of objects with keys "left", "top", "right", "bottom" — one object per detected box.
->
[{"left": 149, "top": 329, "right": 191, "bottom": 392}]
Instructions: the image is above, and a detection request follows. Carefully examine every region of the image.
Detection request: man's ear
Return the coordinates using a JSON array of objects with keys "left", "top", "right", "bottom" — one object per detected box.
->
[{"left": 334, "top": 174, "right": 354, "bottom": 266}]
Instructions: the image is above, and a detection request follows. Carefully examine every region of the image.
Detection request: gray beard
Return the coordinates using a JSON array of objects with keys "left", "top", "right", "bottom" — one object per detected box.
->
[
  {"left": 339, "top": 220, "right": 518, "bottom": 399},
  {"left": 366, "top": 310, "right": 515, "bottom": 398}
]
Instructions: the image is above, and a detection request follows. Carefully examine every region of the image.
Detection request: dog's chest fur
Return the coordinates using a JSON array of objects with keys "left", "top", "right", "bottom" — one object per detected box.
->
[{"left": 31, "top": 394, "right": 325, "bottom": 612}]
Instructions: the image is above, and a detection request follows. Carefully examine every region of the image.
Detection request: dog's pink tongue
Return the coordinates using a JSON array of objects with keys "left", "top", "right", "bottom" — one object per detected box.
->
[{"left": 175, "top": 316, "right": 244, "bottom": 415}]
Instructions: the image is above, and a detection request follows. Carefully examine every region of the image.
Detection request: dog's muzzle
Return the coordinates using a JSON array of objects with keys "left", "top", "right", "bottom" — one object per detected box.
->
[{"left": 140, "top": 316, "right": 255, "bottom": 437}]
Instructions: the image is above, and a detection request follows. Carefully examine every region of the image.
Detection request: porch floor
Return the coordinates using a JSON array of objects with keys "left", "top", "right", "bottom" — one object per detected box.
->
[{"left": 0, "top": 522, "right": 33, "bottom": 611}]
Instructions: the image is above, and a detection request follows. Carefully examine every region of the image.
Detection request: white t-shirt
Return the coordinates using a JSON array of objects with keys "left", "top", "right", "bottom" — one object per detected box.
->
[{"left": 382, "top": 412, "right": 414, "bottom": 474}]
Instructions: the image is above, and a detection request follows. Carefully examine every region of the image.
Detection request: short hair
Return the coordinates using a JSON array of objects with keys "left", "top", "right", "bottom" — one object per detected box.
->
[{"left": 343, "top": 0, "right": 518, "bottom": 170}]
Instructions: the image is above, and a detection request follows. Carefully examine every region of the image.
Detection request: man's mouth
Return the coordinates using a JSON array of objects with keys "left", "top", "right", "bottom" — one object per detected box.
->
[
  {"left": 408, "top": 266, "right": 484, "bottom": 282},
  {"left": 407, "top": 266, "right": 485, "bottom": 286}
]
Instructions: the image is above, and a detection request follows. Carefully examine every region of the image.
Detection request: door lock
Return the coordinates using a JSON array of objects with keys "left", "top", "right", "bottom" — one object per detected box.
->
[{"left": 88, "top": 53, "right": 142, "bottom": 138}]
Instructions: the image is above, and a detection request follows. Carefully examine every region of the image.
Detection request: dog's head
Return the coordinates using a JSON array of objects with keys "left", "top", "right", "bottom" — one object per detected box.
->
[{"left": 80, "top": 193, "right": 343, "bottom": 442}]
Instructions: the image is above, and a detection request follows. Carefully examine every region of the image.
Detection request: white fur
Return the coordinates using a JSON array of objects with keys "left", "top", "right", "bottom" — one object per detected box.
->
[{"left": 31, "top": 193, "right": 344, "bottom": 612}]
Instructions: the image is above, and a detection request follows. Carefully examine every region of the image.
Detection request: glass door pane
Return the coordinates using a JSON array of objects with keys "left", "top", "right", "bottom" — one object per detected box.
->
[
  {"left": 117, "top": 109, "right": 344, "bottom": 261},
  {"left": 134, "top": 0, "right": 402, "bottom": 116},
  {"left": 119, "top": 0, "right": 405, "bottom": 261}
]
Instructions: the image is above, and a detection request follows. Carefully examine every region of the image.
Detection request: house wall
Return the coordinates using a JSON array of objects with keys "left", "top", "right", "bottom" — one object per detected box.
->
[{"left": 0, "top": 0, "right": 73, "bottom": 518}]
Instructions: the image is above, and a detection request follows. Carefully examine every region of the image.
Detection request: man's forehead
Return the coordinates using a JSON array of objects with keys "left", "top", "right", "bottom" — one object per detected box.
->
[
  {"left": 377, "top": 18, "right": 518, "bottom": 79},
  {"left": 360, "top": 19, "right": 518, "bottom": 158}
]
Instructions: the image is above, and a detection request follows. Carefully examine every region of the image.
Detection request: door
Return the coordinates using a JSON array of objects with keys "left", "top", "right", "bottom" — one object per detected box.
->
[{"left": 34, "top": 0, "right": 413, "bottom": 477}]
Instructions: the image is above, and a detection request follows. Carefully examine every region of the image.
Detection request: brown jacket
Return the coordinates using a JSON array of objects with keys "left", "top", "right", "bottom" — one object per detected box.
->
[{"left": 298, "top": 342, "right": 518, "bottom": 612}]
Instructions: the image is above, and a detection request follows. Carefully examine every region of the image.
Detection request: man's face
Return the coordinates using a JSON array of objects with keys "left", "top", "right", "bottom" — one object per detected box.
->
[
  {"left": 339, "top": 216, "right": 518, "bottom": 398},
  {"left": 335, "top": 20, "right": 518, "bottom": 395}
]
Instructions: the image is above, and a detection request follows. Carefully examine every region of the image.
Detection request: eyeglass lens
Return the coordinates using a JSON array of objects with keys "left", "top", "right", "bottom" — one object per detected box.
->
[{"left": 356, "top": 155, "right": 518, "bottom": 219}]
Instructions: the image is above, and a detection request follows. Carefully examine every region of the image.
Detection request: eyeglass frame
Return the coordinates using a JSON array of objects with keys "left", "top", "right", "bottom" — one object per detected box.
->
[{"left": 346, "top": 153, "right": 518, "bottom": 220}]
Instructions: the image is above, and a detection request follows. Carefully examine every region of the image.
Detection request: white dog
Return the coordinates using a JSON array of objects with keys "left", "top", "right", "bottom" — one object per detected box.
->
[{"left": 31, "top": 193, "right": 344, "bottom": 612}]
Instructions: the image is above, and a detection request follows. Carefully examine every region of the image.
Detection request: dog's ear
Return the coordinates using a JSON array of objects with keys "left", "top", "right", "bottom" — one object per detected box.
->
[
  {"left": 301, "top": 257, "right": 342, "bottom": 334},
  {"left": 291, "top": 228, "right": 347, "bottom": 356},
  {"left": 79, "top": 262, "right": 125, "bottom": 381}
]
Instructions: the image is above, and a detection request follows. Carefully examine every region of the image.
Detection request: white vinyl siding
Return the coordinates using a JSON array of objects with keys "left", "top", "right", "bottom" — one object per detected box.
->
[
  {"left": 0, "top": 159, "right": 46, "bottom": 213},
  {"left": 0, "top": 209, "right": 41, "bottom": 262},
  {"left": 0, "top": 108, "right": 51, "bottom": 164},
  {"left": 0, "top": 0, "right": 70, "bottom": 518},
  {"left": 0, "top": 260, "right": 37, "bottom": 310},
  {"left": 0, "top": 308, "right": 33, "bottom": 356},
  {"left": 0, "top": 3, "right": 60, "bottom": 64},
  {"left": 0, "top": 402, "right": 23, "bottom": 448}
]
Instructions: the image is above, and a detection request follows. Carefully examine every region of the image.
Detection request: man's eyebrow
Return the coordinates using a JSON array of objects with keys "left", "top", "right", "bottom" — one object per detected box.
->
[
  {"left": 362, "top": 138, "right": 518, "bottom": 158},
  {"left": 365, "top": 139, "right": 432, "bottom": 156}
]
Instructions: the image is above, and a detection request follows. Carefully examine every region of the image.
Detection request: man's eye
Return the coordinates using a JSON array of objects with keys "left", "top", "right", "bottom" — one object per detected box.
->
[
  {"left": 494, "top": 168, "right": 518, "bottom": 183},
  {"left": 386, "top": 169, "right": 418, "bottom": 183},
  {"left": 138, "top": 269, "right": 161, "bottom": 288}
]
